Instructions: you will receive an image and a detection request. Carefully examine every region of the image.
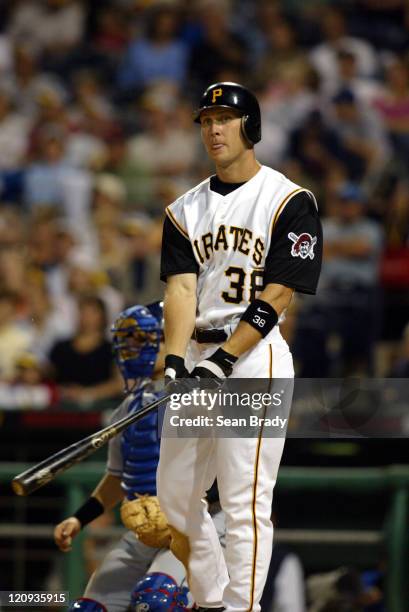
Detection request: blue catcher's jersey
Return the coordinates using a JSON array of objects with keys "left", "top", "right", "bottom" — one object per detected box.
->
[{"left": 107, "top": 382, "right": 164, "bottom": 499}]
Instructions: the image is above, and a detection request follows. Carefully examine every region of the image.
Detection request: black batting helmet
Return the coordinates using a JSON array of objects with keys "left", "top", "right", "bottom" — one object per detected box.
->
[{"left": 193, "top": 82, "right": 261, "bottom": 145}]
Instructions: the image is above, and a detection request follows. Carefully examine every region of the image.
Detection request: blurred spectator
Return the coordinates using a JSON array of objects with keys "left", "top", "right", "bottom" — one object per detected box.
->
[
  {"left": 97, "top": 133, "right": 154, "bottom": 210},
  {"left": 378, "top": 175, "right": 409, "bottom": 248},
  {"left": 0, "top": 41, "right": 67, "bottom": 120},
  {"left": 14, "top": 351, "right": 56, "bottom": 397},
  {"left": 67, "top": 69, "right": 119, "bottom": 156},
  {"left": 256, "top": 60, "right": 318, "bottom": 166},
  {"left": 0, "top": 351, "right": 57, "bottom": 409},
  {"left": 27, "top": 86, "right": 69, "bottom": 158},
  {"left": 373, "top": 58, "right": 409, "bottom": 168},
  {"left": 70, "top": 69, "right": 115, "bottom": 126},
  {"left": 95, "top": 219, "right": 127, "bottom": 290},
  {"left": 9, "top": 0, "right": 86, "bottom": 74},
  {"left": 0, "top": 244, "right": 27, "bottom": 295},
  {"left": 63, "top": 250, "right": 124, "bottom": 330},
  {"left": 322, "top": 48, "right": 385, "bottom": 106},
  {"left": 288, "top": 110, "right": 347, "bottom": 203},
  {"left": 327, "top": 89, "right": 389, "bottom": 181},
  {"left": 235, "top": 0, "right": 284, "bottom": 68},
  {"left": 24, "top": 123, "right": 94, "bottom": 246},
  {"left": 48, "top": 295, "right": 122, "bottom": 405},
  {"left": 309, "top": 7, "right": 378, "bottom": 93},
  {"left": 23, "top": 280, "right": 73, "bottom": 359},
  {"left": 117, "top": 3, "right": 188, "bottom": 94},
  {"left": 127, "top": 84, "right": 200, "bottom": 196},
  {"left": 25, "top": 211, "right": 84, "bottom": 290},
  {"left": 189, "top": 0, "right": 248, "bottom": 94},
  {"left": 293, "top": 184, "right": 383, "bottom": 377},
  {"left": 0, "top": 290, "right": 32, "bottom": 381},
  {"left": 316, "top": 184, "right": 383, "bottom": 376},
  {"left": 44, "top": 220, "right": 77, "bottom": 298},
  {"left": 91, "top": 4, "right": 130, "bottom": 59},
  {"left": 116, "top": 214, "right": 162, "bottom": 305},
  {"left": 89, "top": 174, "right": 127, "bottom": 280},
  {"left": 92, "top": 173, "right": 126, "bottom": 226},
  {"left": 13, "top": 352, "right": 46, "bottom": 386},
  {"left": 26, "top": 210, "right": 60, "bottom": 269},
  {"left": 0, "top": 85, "right": 31, "bottom": 170},
  {"left": 254, "top": 18, "right": 305, "bottom": 88},
  {"left": 23, "top": 124, "right": 76, "bottom": 210},
  {"left": 0, "top": 206, "right": 25, "bottom": 248}
]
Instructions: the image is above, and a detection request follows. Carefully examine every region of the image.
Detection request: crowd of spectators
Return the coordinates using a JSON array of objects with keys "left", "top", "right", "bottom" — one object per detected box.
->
[{"left": 0, "top": 0, "right": 408, "bottom": 399}]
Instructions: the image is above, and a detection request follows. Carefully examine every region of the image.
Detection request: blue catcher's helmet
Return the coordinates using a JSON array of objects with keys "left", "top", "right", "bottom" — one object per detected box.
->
[
  {"left": 111, "top": 304, "right": 162, "bottom": 391},
  {"left": 130, "top": 573, "right": 190, "bottom": 611},
  {"left": 132, "top": 572, "right": 179, "bottom": 596},
  {"left": 146, "top": 301, "right": 164, "bottom": 329},
  {"left": 68, "top": 598, "right": 107, "bottom": 612}
]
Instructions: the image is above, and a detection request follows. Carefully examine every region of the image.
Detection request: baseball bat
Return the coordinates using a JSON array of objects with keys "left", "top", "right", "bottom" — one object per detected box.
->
[{"left": 12, "top": 393, "right": 170, "bottom": 497}]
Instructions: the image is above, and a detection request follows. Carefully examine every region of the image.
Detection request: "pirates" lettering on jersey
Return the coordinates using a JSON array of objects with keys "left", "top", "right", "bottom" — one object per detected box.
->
[{"left": 195, "top": 225, "right": 265, "bottom": 265}]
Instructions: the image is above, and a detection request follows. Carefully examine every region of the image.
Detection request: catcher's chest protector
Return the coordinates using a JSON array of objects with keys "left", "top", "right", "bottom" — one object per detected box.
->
[{"left": 121, "top": 388, "right": 161, "bottom": 499}]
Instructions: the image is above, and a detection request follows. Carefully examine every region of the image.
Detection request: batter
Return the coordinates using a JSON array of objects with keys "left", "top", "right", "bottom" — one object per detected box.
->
[{"left": 158, "top": 82, "right": 323, "bottom": 611}]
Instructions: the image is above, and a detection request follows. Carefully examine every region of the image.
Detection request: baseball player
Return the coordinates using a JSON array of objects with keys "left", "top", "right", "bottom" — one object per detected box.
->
[
  {"left": 158, "top": 82, "right": 323, "bottom": 611},
  {"left": 53, "top": 303, "right": 226, "bottom": 612},
  {"left": 52, "top": 304, "right": 184, "bottom": 611}
]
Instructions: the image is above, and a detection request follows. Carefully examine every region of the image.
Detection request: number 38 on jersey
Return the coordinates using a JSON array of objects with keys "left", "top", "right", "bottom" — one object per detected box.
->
[{"left": 192, "top": 223, "right": 266, "bottom": 305}]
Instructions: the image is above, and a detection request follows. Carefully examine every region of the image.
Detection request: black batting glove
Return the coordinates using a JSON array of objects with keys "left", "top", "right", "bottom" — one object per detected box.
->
[
  {"left": 164, "top": 354, "right": 189, "bottom": 393},
  {"left": 190, "top": 348, "right": 238, "bottom": 383},
  {"left": 164, "top": 354, "right": 189, "bottom": 382}
]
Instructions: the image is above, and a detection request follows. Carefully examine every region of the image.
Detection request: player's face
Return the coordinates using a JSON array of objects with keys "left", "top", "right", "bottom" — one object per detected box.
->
[{"left": 200, "top": 108, "right": 246, "bottom": 166}]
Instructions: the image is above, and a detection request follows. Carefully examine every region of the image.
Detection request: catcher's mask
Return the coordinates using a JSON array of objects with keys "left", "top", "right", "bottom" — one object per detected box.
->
[
  {"left": 130, "top": 572, "right": 189, "bottom": 611},
  {"left": 193, "top": 81, "right": 261, "bottom": 145},
  {"left": 111, "top": 303, "right": 162, "bottom": 391}
]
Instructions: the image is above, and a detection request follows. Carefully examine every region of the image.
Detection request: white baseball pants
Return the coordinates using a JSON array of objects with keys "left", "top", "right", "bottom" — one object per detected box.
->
[{"left": 157, "top": 333, "right": 294, "bottom": 611}]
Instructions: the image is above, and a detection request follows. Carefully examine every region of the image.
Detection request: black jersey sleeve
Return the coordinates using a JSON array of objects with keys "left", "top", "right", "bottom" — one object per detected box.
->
[
  {"left": 264, "top": 191, "right": 322, "bottom": 294},
  {"left": 160, "top": 215, "right": 199, "bottom": 281}
]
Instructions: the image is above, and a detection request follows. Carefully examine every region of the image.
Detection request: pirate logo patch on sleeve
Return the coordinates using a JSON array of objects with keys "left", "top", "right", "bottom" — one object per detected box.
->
[{"left": 288, "top": 232, "right": 317, "bottom": 260}]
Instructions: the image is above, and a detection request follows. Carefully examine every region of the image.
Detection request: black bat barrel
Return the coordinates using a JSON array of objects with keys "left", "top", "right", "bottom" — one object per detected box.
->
[{"left": 12, "top": 394, "right": 169, "bottom": 496}]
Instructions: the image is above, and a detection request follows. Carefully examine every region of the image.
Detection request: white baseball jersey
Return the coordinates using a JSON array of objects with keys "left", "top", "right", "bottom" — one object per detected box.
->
[{"left": 161, "top": 165, "right": 321, "bottom": 331}]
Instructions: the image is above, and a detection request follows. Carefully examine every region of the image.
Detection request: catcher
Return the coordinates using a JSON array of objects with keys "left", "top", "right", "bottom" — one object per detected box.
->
[{"left": 53, "top": 303, "right": 193, "bottom": 611}]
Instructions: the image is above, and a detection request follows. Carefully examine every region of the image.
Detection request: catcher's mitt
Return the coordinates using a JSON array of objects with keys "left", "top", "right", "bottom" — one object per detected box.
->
[{"left": 120, "top": 494, "right": 171, "bottom": 548}]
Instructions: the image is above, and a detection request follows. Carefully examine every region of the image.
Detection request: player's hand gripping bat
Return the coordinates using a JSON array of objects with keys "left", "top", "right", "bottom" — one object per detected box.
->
[{"left": 12, "top": 394, "right": 170, "bottom": 496}]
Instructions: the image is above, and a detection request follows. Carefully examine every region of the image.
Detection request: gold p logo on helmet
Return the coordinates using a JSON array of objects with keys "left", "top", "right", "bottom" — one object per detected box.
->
[{"left": 211, "top": 88, "right": 223, "bottom": 103}]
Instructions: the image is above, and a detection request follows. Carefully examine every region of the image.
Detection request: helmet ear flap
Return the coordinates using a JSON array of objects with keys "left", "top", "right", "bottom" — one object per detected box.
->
[
  {"left": 240, "top": 115, "right": 252, "bottom": 147},
  {"left": 240, "top": 114, "right": 261, "bottom": 146}
]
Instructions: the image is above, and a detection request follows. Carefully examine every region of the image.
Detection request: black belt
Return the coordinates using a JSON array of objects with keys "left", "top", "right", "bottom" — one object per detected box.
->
[{"left": 192, "top": 328, "right": 228, "bottom": 344}]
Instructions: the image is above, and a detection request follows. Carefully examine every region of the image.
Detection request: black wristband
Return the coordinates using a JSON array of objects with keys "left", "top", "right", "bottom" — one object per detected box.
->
[
  {"left": 165, "top": 354, "right": 187, "bottom": 379},
  {"left": 240, "top": 299, "right": 278, "bottom": 337},
  {"left": 73, "top": 496, "right": 104, "bottom": 528}
]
